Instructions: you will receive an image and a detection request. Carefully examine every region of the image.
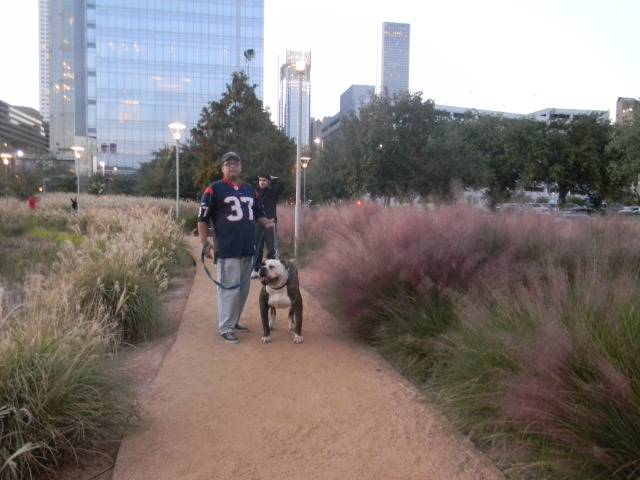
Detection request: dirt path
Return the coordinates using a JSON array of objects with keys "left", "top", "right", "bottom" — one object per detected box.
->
[{"left": 113, "top": 238, "right": 504, "bottom": 480}]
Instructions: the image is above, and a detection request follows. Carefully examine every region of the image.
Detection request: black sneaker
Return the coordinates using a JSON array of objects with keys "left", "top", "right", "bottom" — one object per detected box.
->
[
  {"left": 234, "top": 324, "right": 249, "bottom": 332},
  {"left": 221, "top": 331, "right": 239, "bottom": 344}
]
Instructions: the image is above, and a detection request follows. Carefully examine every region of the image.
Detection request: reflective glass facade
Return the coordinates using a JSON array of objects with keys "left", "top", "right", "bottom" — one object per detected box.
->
[
  {"left": 340, "top": 84, "right": 374, "bottom": 118},
  {"left": 47, "top": 0, "right": 85, "bottom": 153},
  {"left": 93, "top": 0, "right": 263, "bottom": 169},
  {"left": 278, "top": 50, "right": 310, "bottom": 149},
  {"left": 381, "top": 22, "right": 410, "bottom": 97},
  {"left": 43, "top": 0, "right": 264, "bottom": 170}
]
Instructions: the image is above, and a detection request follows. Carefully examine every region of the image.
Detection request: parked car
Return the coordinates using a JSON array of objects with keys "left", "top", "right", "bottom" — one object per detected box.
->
[
  {"left": 524, "top": 203, "right": 553, "bottom": 214},
  {"left": 617, "top": 206, "right": 640, "bottom": 216}
]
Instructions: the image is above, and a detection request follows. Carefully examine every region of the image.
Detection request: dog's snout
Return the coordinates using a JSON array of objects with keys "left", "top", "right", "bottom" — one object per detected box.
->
[{"left": 258, "top": 266, "right": 267, "bottom": 276}]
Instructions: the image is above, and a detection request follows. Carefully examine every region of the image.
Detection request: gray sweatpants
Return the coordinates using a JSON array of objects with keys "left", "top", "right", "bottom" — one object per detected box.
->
[{"left": 216, "top": 256, "right": 253, "bottom": 334}]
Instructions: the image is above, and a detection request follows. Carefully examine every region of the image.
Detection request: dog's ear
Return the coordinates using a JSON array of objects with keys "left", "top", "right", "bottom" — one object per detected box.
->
[
  {"left": 284, "top": 261, "right": 299, "bottom": 291},
  {"left": 282, "top": 260, "right": 298, "bottom": 276}
]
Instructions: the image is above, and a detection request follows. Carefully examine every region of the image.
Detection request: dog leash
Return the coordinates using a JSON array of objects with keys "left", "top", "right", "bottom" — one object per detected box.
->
[
  {"left": 200, "top": 228, "right": 265, "bottom": 290},
  {"left": 272, "top": 223, "right": 279, "bottom": 259}
]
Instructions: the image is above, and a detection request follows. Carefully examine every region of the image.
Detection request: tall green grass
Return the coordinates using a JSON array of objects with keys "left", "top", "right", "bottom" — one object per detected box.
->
[
  {"left": 369, "top": 292, "right": 456, "bottom": 384},
  {"left": 0, "top": 302, "right": 133, "bottom": 479},
  {"left": 75, "top": 262, "right": 162, "bottom": 343},
  {"left": 0, "top": 193, "right": 190, "bottom": 478}
]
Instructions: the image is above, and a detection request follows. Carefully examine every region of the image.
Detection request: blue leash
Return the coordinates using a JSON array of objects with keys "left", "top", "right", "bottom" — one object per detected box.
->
[{"left": 201, "top": 228, "right": 266, "bottom": 290}]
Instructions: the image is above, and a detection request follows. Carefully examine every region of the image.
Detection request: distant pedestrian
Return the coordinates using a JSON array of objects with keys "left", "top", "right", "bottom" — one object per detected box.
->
[
  {"left": 251, "top": 174, "right": 284, "bottom": 277},
  {"left": 27, "top": 194, "right": 39, "bottom": 210}
]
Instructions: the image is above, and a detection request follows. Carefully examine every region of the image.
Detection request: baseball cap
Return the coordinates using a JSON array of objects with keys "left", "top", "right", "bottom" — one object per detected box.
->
[{"left": 220, "top": 151, "right": 241, "bottom": 165}]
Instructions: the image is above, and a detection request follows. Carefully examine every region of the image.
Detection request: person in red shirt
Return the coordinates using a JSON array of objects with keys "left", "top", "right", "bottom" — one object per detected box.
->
[{"left": 27, "top": 194, "right": 39, "bottom": 210}]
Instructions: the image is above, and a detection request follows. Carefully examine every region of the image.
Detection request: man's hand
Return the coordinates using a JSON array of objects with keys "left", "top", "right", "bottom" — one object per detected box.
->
[
  {"left": 202, "top": 241, "right": 214, "bottom": 259},
  {"left": 257, "top": 217, "right": 275, "bottom": 229}
]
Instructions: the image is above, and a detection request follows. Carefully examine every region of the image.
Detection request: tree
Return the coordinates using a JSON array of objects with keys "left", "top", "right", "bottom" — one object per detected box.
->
[
  {"left": 421, "top": 115, "right": 489, "bottom": 199},
  {"left": 306, "top": 118, "right": 362, "bottom": 202},
  {"left": 313, "top": 91, "right": 445, "bottom": 204},
  {"left": 608, "top": 105, "right": 640, "bottom": 202},
  {"left": 190, "top": 72, "right": 295, "bottom": 191},
  {"left": 136, "top": 146, "right": 198, "bottom": 199},
  {"left": 536, "top": 115, "right": 612, "bottom": 206}
]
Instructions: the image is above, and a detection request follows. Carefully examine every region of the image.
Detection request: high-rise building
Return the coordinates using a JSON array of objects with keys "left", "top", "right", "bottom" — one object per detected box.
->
[
  {"left": 38, "top": 0, "right": 50, "bottom": 122},
  {"left": 340, "top": 84, "right": 375, "bottom": 118},
  {"left": 278, "top": 50, "right": 311, "bottom": 148},
  {"left": 616, "top": 97, "right": 638, "bottom": 126},
  {"left": 40, "top": 0, "right": 264, "bottom": 170},
  {"left": 0, "top": 99, "right": 49, "bottom": 156},
  {"left": 381, "top": 22, "right": 410, "bottom": 97}
]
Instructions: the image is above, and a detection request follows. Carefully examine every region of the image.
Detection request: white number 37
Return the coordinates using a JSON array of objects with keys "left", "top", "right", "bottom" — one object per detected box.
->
[{"left": 225, "top": 196, "right": 254, "bottom": 221}]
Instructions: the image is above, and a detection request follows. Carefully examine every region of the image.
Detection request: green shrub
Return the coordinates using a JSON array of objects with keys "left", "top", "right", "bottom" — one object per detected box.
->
[
  {"left": 76, "top": 263, "right": 162, "bottom": 343},
  {"left": 370, "top": 292, "right": 457, "bottom": 384},
  {"left": 0, "top": 309, "right": 133, "bottom": 479}
]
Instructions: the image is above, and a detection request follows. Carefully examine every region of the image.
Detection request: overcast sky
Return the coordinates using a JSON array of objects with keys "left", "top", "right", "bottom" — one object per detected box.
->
[{"left": 2, "top": 0, "right": 639, "bottom": 122}]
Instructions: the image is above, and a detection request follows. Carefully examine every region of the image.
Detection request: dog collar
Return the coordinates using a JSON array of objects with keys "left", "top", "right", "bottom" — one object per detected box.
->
[{"left": 269, "top": 280, "right": 287, "bottom": 290}]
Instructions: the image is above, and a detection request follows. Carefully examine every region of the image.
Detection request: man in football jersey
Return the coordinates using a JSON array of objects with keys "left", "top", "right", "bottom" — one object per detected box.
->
[{"left": 197, "top": 151, "right": 275, "bottom": 344}]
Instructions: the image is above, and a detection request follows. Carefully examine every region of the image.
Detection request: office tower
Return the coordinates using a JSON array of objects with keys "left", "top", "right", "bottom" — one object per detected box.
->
[
  {"left": 38, "top": 0, "right": 50, "bottom": 122},
  {"left": 40, "top": 0, "right": 264, "bottom": 170},
  {"left": 0, "top": 99, "right": 49, "bottom": 157},
  {"left": 616, "top": 97, "right": 638, "bottom": 126},
  {"left": 340, "top": 84, "right": 375, "bottom": 118},
  {"left": 278, "top": 50, "right": 311, "bottom": 148},
  {"left": 381, "top": 22, "right": 410, "bottom": 97}
]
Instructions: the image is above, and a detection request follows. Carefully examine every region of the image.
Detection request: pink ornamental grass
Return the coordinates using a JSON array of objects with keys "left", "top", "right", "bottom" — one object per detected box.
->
[{"left": 305, "top": 204, "right": 640, "bottom": 326}]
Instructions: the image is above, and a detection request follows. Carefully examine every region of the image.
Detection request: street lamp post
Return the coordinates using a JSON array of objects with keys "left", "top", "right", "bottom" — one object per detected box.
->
[
  {"left": 168, "top": 122, "right": 186, "bottom": 219},
  {"left": 70, "top": 146, "right": 84, "bottom": 214},
  {"left": 1, "top": 154, "right": 11, "bottom": 205},
  {"left": 293, "top": 58, "right": 307, "bottom": 257},
  {"left": 301, "top": 155, "right": 311, "bottom": 205}
]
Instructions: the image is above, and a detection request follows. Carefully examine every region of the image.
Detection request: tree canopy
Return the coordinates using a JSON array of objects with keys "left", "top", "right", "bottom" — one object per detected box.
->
[
  {"left": 309, "top": 91, "right": 622, "bottom": 207},
  {"left": 136, "top": 71, "right": 295, "bottom": 199},
  {"left": 190, "top": 71, "right": 295, "bottom": 190}
]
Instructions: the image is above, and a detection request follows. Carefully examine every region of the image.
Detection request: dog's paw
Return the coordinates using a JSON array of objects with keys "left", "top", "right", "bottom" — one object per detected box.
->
[
  {"left": 293, "top": 334, "right": 303, "bottom": 344},
  {"left": 260, "top": 335, "right": 272, "bottom": 343}
]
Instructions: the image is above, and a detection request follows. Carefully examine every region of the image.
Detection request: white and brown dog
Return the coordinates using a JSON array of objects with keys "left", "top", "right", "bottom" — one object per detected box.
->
[{"left": 258, "top": 259, "right": 303, "bottom": 344}]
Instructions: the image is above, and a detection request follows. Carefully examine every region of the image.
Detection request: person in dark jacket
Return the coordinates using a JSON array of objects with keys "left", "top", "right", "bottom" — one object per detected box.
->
[{"left": 251, "top": 174, "right": 284, "bottom": 277}]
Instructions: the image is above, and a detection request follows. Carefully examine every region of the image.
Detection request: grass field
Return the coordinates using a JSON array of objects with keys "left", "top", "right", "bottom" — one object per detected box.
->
[{"left": 0, "top": 193, "right": 195, "bottom": 479}]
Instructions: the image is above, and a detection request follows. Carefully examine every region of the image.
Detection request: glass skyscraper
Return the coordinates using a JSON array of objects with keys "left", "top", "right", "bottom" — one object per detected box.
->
[
  {"left": 340, "top": 84, "right": 375, "bottom": 118},
  {"left": 41, "top": 0, "right": 264, "bottom": 170},
  {"left": 381, "top": 22, "right": 410, "bottom": 97},
  {"left": 277, "top": 50, "right": 311, "bottom": 149}
]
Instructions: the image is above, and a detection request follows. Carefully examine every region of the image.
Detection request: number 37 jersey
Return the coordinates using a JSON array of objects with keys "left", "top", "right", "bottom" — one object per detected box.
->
[{"left": 197, "top": 179, "right": 265, "bottom": 259}]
